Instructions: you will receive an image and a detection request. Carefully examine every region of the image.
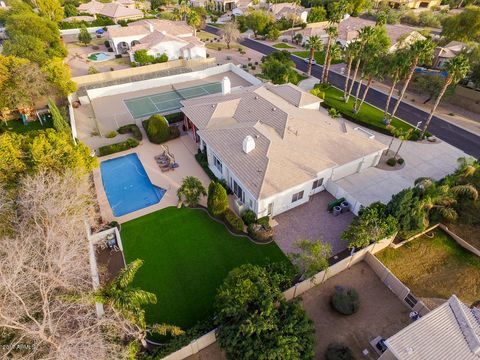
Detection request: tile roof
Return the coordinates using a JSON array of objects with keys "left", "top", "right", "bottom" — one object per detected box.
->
[
  {"left": 386, "top": 295, "right": 480, "bottom": 360},
  {"left": 108, "top": 19, "right": 193, "bottom": 38},
  {"left": 181, "top": 82, "right": 387, "bottom": 199},
  {"left": 98, "top": 3, "right": 143, "bottom": 18}
]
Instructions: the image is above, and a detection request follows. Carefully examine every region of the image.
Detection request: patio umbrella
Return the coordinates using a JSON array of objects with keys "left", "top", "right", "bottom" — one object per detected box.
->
[{"left": 96, "top": 28, "right": 105, "bottom": 35}]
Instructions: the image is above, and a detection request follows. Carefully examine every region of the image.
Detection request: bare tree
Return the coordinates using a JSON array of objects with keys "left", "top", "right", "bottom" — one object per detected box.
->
[
  {"left": 219, "top": 22, "right": 241, "bottom": 49},
  {"left": 0, "top": 171, "right": 129, "bottom": 359}
]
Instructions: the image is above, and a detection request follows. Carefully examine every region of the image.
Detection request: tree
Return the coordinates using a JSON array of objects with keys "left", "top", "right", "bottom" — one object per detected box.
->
[
  {"left": 307, "top": 6, "right": 327, "bottom": 23},
  {"left": 134, "top": 49, "right": 154, "bottom": 65},
  {"left": 285, "top": 5, "right": 300, "bottom": 43},
  {"left": 412, "top": 73, "right": 452, "bottom": 104},
  {"left": 78, "top": 25, "right": 92, "bottom": 45},
  {"left": 342, "top": 202, "right": 398, "bottom": 249},
  {"left": 187, "top": 10, "right": 202, "bottom": 36},
  {"left": 321, "top": 25, "right": 337, "bottom": 83},
  {"left": 383, "top": 49, "right": 410, "bottom": 122},
  {"left": 350, "top": 0, "right": 367, "bottom": 16},
  {"left": 342, "top": 41, "right": 360, "bottom": 100},
  {"left": 177, "top": 176, "right": 207, "bottom": 207},
  {"left": 63, "top": 3, "right": 77, "bottom": 17},
  {"left": 354, "top": 54, "right": 384, "bottom": 113},
  {"left": 441, "top": 5, "right": 480, "bottom": 42},
  {"left": 146, "top": 114, "right": 170, "bottom": 143},
  {"left": 267, "top": 27, "right": 281, "bottom": 41},
  {"left": 3, "top": 34, "right": 51, "bottom": 65},
  {"left": 420, "top": 55, "right": 470, "bottom": 138},
  {"left": 42, "top": 57, "right": 77, "bottom": 95},
  {"left": 305, "top": 35, "right": 322, "bottom": 76},
  {"left": 37, "top": 0, "right": 63, "bottom": 22},
  {"left": 0, "top": 171, "right": 129, "bottom": 359},
  {"left": 289, "top": 239, "right": 331, "bottom": 279},
  {"left": 95, "top": 259, "right": 183, "bottom": 350},
  {"left": 387, "top": 188, "right": 427, "bottom": 238},
  {"left": 456, "top": 157, "right": 480, "bottom": 178},
  {"left": 261, "top": 51, "right": 299, "bottom": 84},
  {"left": 215, "top": 264, "right": 315, "bottom": 360},
  {"left": 393, "top": 128, "right": 412, "bottom": 159},
  {"left": 207, "top": 181, "right": 229, "bottom": 216},
  {"left": 293, "top": 32, "right": 303, "bottom": 45},
  {"left": 219, "top": 22, "right": 240, "bottom": 49},
  {"left": 387, "top": 39, "right": 435, "bottom": 123},
  {"left": 245, "top": 10, "right": 273, "bottom": 38},
  {"left": 48, "top": 98, "right": 70, "bottom": 133}
]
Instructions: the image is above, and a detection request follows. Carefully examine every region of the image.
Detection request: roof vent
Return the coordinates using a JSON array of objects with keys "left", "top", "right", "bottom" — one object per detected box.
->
[
  {"left": 272, "top": 107, "right": 276, "bottom": 111},
  {"left": 242, "top": 135, "right": 255, "bottom": 154},
  {"left": 254, "top": 96, "right": 259, "bottom": 100}
]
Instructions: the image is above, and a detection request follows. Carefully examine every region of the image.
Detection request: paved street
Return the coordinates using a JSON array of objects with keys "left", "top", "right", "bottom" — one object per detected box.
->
[{"left": 205, "top": 26, "right": 480, "bottom": 158}]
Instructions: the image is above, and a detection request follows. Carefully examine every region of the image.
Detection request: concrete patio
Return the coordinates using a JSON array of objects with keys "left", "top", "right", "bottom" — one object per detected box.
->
[{"left": 272, "top": 192, "right": 354, "bottom": 256}]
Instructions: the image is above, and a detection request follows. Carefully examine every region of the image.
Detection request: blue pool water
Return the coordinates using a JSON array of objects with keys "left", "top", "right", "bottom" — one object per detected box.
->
[{"left": 100, "top": 153, "right": 165, "bottom": 216}]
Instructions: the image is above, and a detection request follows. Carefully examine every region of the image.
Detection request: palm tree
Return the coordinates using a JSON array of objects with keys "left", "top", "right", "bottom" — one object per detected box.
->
[
  {"left": 287, "top": 0, "right": 300, "bottom": 43},
  {"left": 305, "top": 35, "right": 322, "bottom": 76},
  {"left": 354, "top": 55, "right": 384, "bottom": 113},
  {"left": 383, "top": 50, "right": 409, "bottom": 123},
  {"left": 457, "top": 157, "right": 479, "bottom": 178},
  {"left": 177, "top": 176, "right": 207, "bottom": 207},
  {"left": 388, "top": 39, "right": 435, "bottom": 123},
  {"left": 415, "top": 178, "right": 478, "bottom": 222},
  {"left": 95, "top": 259, "right": 183, "bottom": 349},
  {"left": 321, "top": 25, "right": 338, "bottom": 83},
  {"left": 342, "top": 41, "right": 360, "bottom": 99},
  {"left": 420, "top": 55, "right": 470, "bottom": 138},
  {"left": 187, "top": 10, "right": 201, "bottom": 36},
  {"left": 393, "top": 128, "right": 413, "bottom": 159},
  {"left": 345, "top": 26, "right": 375, "bottom": 102}
]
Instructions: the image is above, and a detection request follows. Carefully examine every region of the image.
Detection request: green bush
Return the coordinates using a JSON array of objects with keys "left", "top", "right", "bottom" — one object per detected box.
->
[
  {"left": 117, "top": 124, "right": 142, "bottom": 141},
  {"left": 144, "top": 115, "right": 171, "bottom": 144},
  {"left": 153, "top": 53, "right": 168, "bottom": 63},
  {"left": 169, "top": 126, "right": 180, "bottom": 139},
  {"left": 105, "top": 131, "right": 117, "bottom": 138},
  {"left": 165, "top": 112, "right": 184, "bottom": 123},
  {"left": 98, "top": 138, "right": 139, "bottom": 156},
  {"left": 195, "top": 151, "right": 217, "bottom": 180},
  {"left": 242, "top": 209, "right": 257, "bottom": 225},
  {"left": 257, "top": 216, "right": 271, "bottom": 228},
  {"left": 387, "top": 158, "right": 397, "bottom": 167},
  {"left": 325, "top": 343, "right": 355, "bottom": 360},
  {"left": 331, "top": 287, "right": 359, "bottom": 315},
  {"left": 397, "top": 158, "right": 405, "bottom": 165},
  {"left": 224, "top": 208, "right": 244, "bottom": 232},
  {"left": 208, "top": 181, "right": 229, "bottom": 216}
]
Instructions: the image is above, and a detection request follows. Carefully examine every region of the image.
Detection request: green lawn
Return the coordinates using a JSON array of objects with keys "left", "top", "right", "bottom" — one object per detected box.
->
[
  {"left": 273, "top": 43, "right": 295, "bottom": 49},
  {"left": 376, "top": 229, "right": 480, "bottom": 305},
  {"left": 293, "top": 51, "right": 342, "bottom": 65},
  {"left": 121, "top": 207, "right": 290, "bottom": 329},
  {"left": 0, "top": 118, "right": 53, "bottom": 134},
  {"left": 318, "top": 85, "right": 415, "bottom": 135}
]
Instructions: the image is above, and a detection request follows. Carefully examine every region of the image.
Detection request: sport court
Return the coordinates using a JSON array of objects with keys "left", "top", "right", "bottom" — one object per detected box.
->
[{"left": 124, "top": 82, "right": 222, "bottom": 119}]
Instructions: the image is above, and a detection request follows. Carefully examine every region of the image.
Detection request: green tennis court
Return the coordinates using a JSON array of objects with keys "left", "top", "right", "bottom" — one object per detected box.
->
[{"left": 124, "top": 82, "right": 222, "bottom": 119}]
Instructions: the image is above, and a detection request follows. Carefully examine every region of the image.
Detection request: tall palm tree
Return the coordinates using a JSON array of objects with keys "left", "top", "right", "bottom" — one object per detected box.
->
[
  {"left": 383, "top": 50, "right": 409, "bottom": 123},
  {"left": 321, "top": 25, "right": 338, "bottom": 83},
  {"left": 345, "top": 26, "right": 375, "bottom": 102},
  {"left": 95, "top": 259, "right": 183, "bottom": 349},
  {"left": 306, "top": 35, "right": 322, "bottom": 76},
  {"left": 354, "top": 55, "right": 384, "bottom": 113},
  {"left": 388, "top": 39, "right": 435, "bottom": 123},
  {"left": 187, "top": 10, "right": 201, "bottom": 36},
  {"left": 420, "top": 55, "right": 470, "bottom": 138},
  {"left": 415, "top": 178, "right": 478, "bottom": 222},
  {"left": 342, "top": 41, "right": 360, "bottom": 99}
]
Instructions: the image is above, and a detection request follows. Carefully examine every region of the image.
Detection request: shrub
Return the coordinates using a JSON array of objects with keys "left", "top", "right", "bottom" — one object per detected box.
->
[
  {"left": 153, "top": 53, "right": 168, "bottom": 63},
  {"left": 241, "top": 209, "right": 257, "bottom": 225},
  {"left": 325, "top": 343, "right": 355, "bottom": 360},
  {"left": 331, "top": 287, "right": 359, "bottom": 315},
  {"left": 115, "top": 54, "right": 122, "bottom": 59},
  {"left": 105, "top": 131, "right": 117, "bottom": 138},
  {"left": 104, "top": 40, "right": 110, "bottom": 47},
  {"left": 224, "top": 208, "right": 244, "bottom": 232},
  {"left": 145, "top": 115, "right": 170, "bottom": 144},
  {"left": 208, "top": 181, "right": 229, "bottom": 216},
  {"left": 195, "top": 151, "right": 216, "bottom": 180},
  {"left": 257, "top": 216, "right": 271, "bottom": 228},
  {"left": 117, "top": 124, "right": 142, "bottom": 141},
  {"left": 98, "top": 138, "right": 139, "bottom": 156},
  {"left": 164, "top": 112, "right": 183, "bottom": 123},
  {"left": 397, "top": 158, "right": 405, "bottom": 165},
  {"left": 387, "top": 157, "right": 397, "bottom": 166}
]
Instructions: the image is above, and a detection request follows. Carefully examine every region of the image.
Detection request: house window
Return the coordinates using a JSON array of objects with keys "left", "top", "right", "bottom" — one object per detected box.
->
[
  {"left": 233, "top": 180, "right": 245, "bottom": 203},
  {"left": 312, "top": 178, "right": 323, "bottom": 189},
  {"left": 291, "top": 191, "right": 304, "bottom": 203},
  {"left": 213, "top": 155, "right": 222, "bottom": 173}
]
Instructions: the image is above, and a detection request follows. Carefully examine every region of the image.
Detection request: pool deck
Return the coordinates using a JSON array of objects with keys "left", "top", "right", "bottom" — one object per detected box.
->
[{"left": 93, "top": 130, "right": 211, "bottom": 223}]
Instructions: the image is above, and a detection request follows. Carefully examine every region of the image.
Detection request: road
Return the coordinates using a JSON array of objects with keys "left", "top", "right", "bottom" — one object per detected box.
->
[{"left": 205, "top": 25, "right": 479, "bottom": 158}]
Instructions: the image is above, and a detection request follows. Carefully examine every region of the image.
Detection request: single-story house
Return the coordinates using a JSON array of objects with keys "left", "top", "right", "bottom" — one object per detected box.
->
[
  {"left": 78, "top": 0, "right": 143, "bottom": 22},
  {"left": 181, "top": 78, "right": 387, "bottom": 218},
  {"left": 433, "top": 41, "right": 466, "bottom": 69},
  {"left": 190, "top": 0, "right": 238, "bottom": 11},
  {"left": 380, "top": 295, "right": 480, "bottom": 360},
  {"left": 387, "top": 0, "right": 441, "bottom": 9},
  {"left": 107, "top": 19, "right": 206, "bottom": 60},
  {"left": 267, "top": 2, "right": 310, "bottom": 23}
]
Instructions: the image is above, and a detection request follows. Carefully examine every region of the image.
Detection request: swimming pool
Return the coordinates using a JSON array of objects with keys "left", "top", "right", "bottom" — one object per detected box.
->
[
  {"left": 100, "top": 153, "right": 165, "bottom": 217},
  {"left": 88, "top": 52, "right": 111, "bottom": 62}
]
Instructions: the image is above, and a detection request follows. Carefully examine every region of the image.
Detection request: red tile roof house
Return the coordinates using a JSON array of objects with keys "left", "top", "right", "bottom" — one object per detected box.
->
[
  {"left": 181, "top": 78, "right": 387, "bottom": 218},
  {"left": 78, "top": 0, "right": 143, "bottom": 23},
  {"left": 107, "top": 20, "right": 207, "bottom": 61}
]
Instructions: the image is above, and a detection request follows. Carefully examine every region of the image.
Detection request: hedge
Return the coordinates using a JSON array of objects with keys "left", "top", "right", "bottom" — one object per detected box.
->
[
  {"left": 165, "top": 112, "right": 184, "bottom": 123},
  {"left": 224, "top": 208, "right": 244, "bottom": 232},
  {"left": 98, "top": 138, "right": 139, "bottom": 156},
  {"left": 142, "top": 117, "right": 180, "bottom": 144},
  {"left": 195, "top": 151, "right": 217, "bottom": 181},
  {"left": 117, "top": 124, "right": 142, "bottom": 141}
]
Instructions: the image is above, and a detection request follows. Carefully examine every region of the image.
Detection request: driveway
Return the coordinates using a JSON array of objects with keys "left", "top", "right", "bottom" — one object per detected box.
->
[
  {"left": 334, "top": 128, "right": 467, "bottom": 206},
  {"left": 272, "top": 192, "right": 354, "bottom": 257}
]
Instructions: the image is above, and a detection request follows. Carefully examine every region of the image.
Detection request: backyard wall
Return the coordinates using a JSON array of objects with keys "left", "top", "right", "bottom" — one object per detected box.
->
[
  {"left": 160, "top": 235, "right": 396, "bottom": 360},
  {"left": 60, "top": 24, "right": 121, "bottom": 36}
]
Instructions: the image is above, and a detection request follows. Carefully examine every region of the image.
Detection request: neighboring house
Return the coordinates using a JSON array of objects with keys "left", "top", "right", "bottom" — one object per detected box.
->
[
  {"left": 190, "top": 0, "right": 238, "bottom": 11},
  {"left": 433, "top": 41, "right": 466, "bottom": 69},
  {"left": 380, "top": 295, "right": 480, "bottom": 360},
  {"left": 107, "top": 19, "right": 206, "bottom": 61},
  {"left": 387, "top": 0, "right": 441, "bottom": 9},
  {"left": 63, "top": 15, "right": 96, "bottom": 23},
  {"left": 181, "top": 79, "right": 386, "bottom": 218},
  {"left": 267, "top": 2, "right": 310, "bottom": 23},
  {"left": 78, "top": 0, "right": 143, "bottom": 22}
]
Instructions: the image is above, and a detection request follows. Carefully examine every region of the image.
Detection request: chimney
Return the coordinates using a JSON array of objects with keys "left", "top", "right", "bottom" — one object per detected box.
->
[
  {"left": 242, "top": 135, "right": 255, "bottom": 154},
  {"left": 221, "top": 76, "right": 231, "bottom": 95}
]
